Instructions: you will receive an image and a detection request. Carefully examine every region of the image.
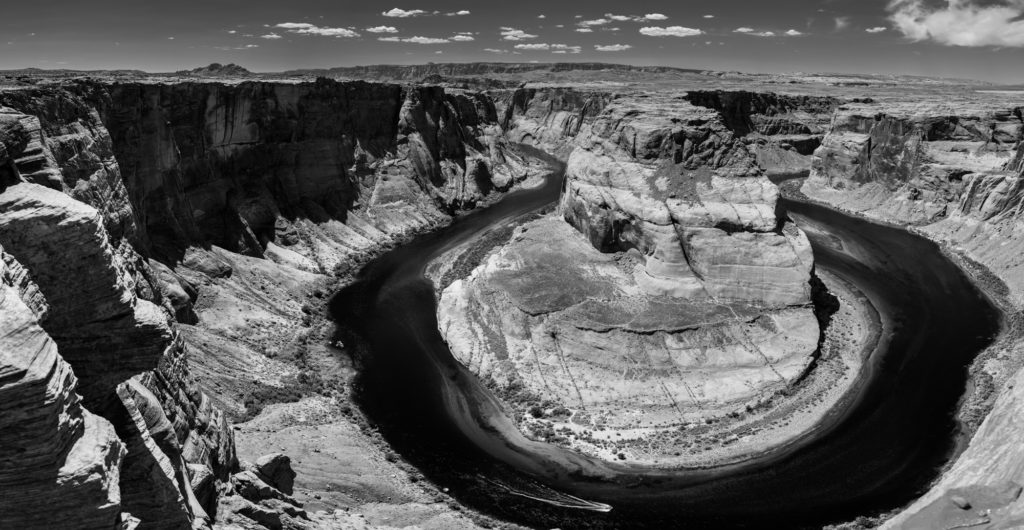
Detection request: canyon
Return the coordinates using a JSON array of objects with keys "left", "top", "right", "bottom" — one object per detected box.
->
[{"left": 0, "top": 65, "right": 1021, "bottom": 529}]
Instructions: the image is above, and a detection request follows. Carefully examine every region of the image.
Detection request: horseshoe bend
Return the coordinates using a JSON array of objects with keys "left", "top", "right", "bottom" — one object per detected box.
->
[{"left": 0, "top": 62, "right": 1022, "bottom": 530}]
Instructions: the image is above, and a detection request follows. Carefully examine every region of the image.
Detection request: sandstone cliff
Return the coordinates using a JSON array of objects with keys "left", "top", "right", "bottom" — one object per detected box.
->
[
  {"left": 798, "top": 98, "right": 1024, "bottom": 528},
  {"left": 0, "top": 79, "right": 550, "bottom": 528}
]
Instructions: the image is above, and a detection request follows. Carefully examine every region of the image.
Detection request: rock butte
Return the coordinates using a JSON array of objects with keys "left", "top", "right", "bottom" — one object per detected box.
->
[{"left": 0, "top": 63, "right": 1020, "bottom": 528}]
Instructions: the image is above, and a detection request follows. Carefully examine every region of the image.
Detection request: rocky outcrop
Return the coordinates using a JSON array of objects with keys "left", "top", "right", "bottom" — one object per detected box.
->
[
  {"left": 496, "top": 87, "right": 613, "bottom": 156},
  {"left": 439, "top": 92, "right": 820, "bottom": 463},
  {"left": 793, "top": 98, "right": 1024, "bottom": 528},
  {"left": 0, "top": 247, "right": 126, "bottom": 529},
  {"left": 803, "top": 101, "right": 1023, "bottom": 225}
]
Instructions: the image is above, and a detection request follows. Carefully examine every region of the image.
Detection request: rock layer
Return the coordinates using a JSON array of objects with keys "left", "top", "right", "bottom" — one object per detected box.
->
[{"left": 440, "top": 92, "right": 821, "bottom": 460}]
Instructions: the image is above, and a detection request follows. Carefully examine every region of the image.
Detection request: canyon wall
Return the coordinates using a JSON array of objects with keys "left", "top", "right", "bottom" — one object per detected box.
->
[
  {"left": 0, "top": 80, "right": 549, "bottom": 528},
  {"left": 799, "top": 99, "right": 1024, "bottom": 528}
]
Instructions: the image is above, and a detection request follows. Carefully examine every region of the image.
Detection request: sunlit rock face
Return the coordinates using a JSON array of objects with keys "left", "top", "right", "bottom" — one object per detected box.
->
[
  {"left": 0, "top": 246, "right": 126, "bottom": 530},
  {"left": 440, "top": 92, "right": 821, "bottom": 438}
]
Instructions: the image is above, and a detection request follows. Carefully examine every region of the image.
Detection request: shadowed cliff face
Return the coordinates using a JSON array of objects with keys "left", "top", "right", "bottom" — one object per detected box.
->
[
  {"left": 79, "top": 80, "right": 535, "bottom": 264},
  {"left": 0, "top": 80, "right": 558, "bottom": 529}
]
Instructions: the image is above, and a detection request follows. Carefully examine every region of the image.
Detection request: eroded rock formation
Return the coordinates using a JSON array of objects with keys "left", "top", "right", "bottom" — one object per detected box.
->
[{"left": 439, "top": 92, "right": 825, "bottom": 463}]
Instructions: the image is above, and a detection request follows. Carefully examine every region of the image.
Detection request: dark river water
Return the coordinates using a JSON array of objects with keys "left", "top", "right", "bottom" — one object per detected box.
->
[{"left": 329, "top": 166, "right": 1000, "bottom": 529}]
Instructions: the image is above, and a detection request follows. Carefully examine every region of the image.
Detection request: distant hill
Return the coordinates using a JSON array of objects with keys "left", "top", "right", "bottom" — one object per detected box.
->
[
  {"left": 281, "top": 62, "right": 705, "bottom": 81},
  {"left": 174, "top": 63, "right": 253, "bottom": 78}
]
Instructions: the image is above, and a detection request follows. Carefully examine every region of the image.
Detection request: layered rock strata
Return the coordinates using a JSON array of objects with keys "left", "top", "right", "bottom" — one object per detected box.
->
[
  {"left": 798, "top": 98, "right": 1024, "bottom": 528},
  {"left": 440, "top": 93, "right": 823, "bottom": 462},
  {"left": 0, "top": 79, "right": 552, "bottom": 528}
]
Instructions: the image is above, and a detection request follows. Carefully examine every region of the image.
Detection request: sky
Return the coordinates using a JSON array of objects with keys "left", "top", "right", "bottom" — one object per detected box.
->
[{"left": 2, "top": 0, "right": 1024, "bottom": 83}]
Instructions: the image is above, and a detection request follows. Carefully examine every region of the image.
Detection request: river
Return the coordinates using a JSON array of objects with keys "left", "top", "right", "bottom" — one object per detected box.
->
[{"left": 329, "top": 166, "right": 999, "bottom": 529}]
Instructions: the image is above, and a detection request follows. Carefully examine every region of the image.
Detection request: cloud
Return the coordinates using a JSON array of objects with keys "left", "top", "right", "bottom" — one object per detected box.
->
[
  {"left": 595, "top": 43, "right": 632, "bottom": 51},
  {"left": 639, "top": 25, "right": 703, "bottom": 37},
  {"left": 733, "top": 27, "right": 754, "bottom": 33},
  {"left": 579, "top": 18, "right": 611, "bottom": 27},
  {"left": 366, "top": 26, "right": 399, "bottom": 33},
  {"left": 835, "top": 16, "right": 850, "bottom": 30},
  {"left": 601, "top": 13, "right": 669, "bottom": 23},
  {"left": 501, "top": 27, "right": 538, "bottom": 40},
  {"left": 261, "top": 33, "right": 283, "bottom": 39},
  {"left": 755, "top": 31, "right": 777, "bottom": 36},
  {"left": 575, "top": 28, "right": 593, "bottom": 33},
  {"left": 866, "top": 26, "right": 888, "bottom": 33},
  {"left": 888, "top": 0, "right": 1024, "bottom": 47},
  {"left": 227, "top": 30, "right": 238, "bottom": 34},
  {"left": 382, "top": 8, "right": 427, "bottom": 17},
  {"left": 552, "top": 43, "right": 582, "bottom": 53},
  {"left": 538, "top": 14, "right": 546, "bottom": 19},
  {"left": 703, "top": 15, "right": 715, "bottom": 19},
  {"left": 483, "top": 48, "right": 508, "bottom": 53},
  {"left": 399, "top": 36, "right": 451, "bottom": 44},
  {"left": 785, "top": 29, "right": 804, "bottom": 36},
  {"left": 273, "top": 22, "right": 359, "bottom": 37},
  {"left": 514, "top": 43, "right": 581, "bottom": 53},
  {"left": 445, "top": 10, "right": 469, "bottom": 16},
  {"left": 450, "top": 34, "right": 475, "bottom": 41}
]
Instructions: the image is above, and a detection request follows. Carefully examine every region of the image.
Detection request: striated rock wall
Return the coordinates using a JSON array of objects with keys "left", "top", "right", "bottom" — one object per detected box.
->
[
  {"left": 496, "top": 87, "right": 614, "bottom": 156},
  {"left": 80, "top": 80, "right": 538, "bottom": 270},
  {"left": 0, "top": 247, "right": 126, "bottom": 529},
  {"left": 0, "top": 79, "right": 554, "bottom": 528},
  {"left": 803, "top": 101, "right": 1023, "bottom": 225},
  {"left": 794, "top": 98, "right": 1024, "bottom": 528}
]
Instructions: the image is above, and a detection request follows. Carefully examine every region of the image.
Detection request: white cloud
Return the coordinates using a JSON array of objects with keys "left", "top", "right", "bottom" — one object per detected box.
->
[
  {"left": 445, "top": 10, "right": 470, "bottom": 16},
  {"left": 866, "top": 26, "right": 888, "bottom": 33},
  {"left": 274, "top": 22, "right": 359, "bottom": 37},
  {"left": 785, "top": 29, "right": 804, "bottom": 36},
  {"left": 456, "top": 10, "right": 470, "bottom": 15},
  {"left": 575, "top": 28, "right": 593, "bottom": 33},
  {"left": 595, "top": 43, "right": 632, "bottom": 51},
  {"left": 538, "top": 14, "right": 546, "bottom": 19},
  {"left": 501, "top": 28, "right": 538, "bottom": 40},
  {"left": 734, "top": 27, "right": 754, "bottom": 33},
  {"left": 261, "top": 33, "right": 283, "bottom": 39},
  {"left": 227, "top": 30, "right": 238, "bottom": 34},
  {"left": 435, "top": 50, "right": 443, "bottom": 53},
  {"left": 606, "top": 14, "right": 634, "bottom": 21},
  {"left": 703, "top": 15, "right": 715, "bottom": 19},
  {"left": 551, "top": 43, "right": 582, "bottom": 53},
  {"left": 450, "top": 34, "right": 475, "bottom": 41},
  {"left": 579, "top": 18, "right": 610, "bottom": 27},
  {"left": 404, "top": 36, "right": 450, "bottom": 44},
  {"left": 483, "top": 48, "right": 508, "bottom": 53},
  {"left": 888, "top": 0, "right": 1024, "bottom": 47},
  {"left": 644, "top": 13, "right": 668, "bottom": 20},
  {"left": 515, "top": 43, "right": 550, "bottom": 50},
  {"left": 755, "top": 31, "right": 777, "bottom": 37},
  {"left": 555, "top": 24, "right": 564, "bottom": 28},
  {"left": 514, "top": 43, "right": 581, "bottom": 53},
  {"left": 639, "top": 25, "right": 703, "bottom": 37},
  {"left": 835, "top": 16, "right": 850, "bottom": 30},
  {"left": 168, "top": 36, "right": 175, "bottom": 40},
  {"left": 378, "top": 36, "right": 401, "bottom": 42},
  {"left": 366, "top": 26, "right": 399, "bottom": 33},
  {"left": 382, "top": 8, "right": 427, "bottom": 17}
]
